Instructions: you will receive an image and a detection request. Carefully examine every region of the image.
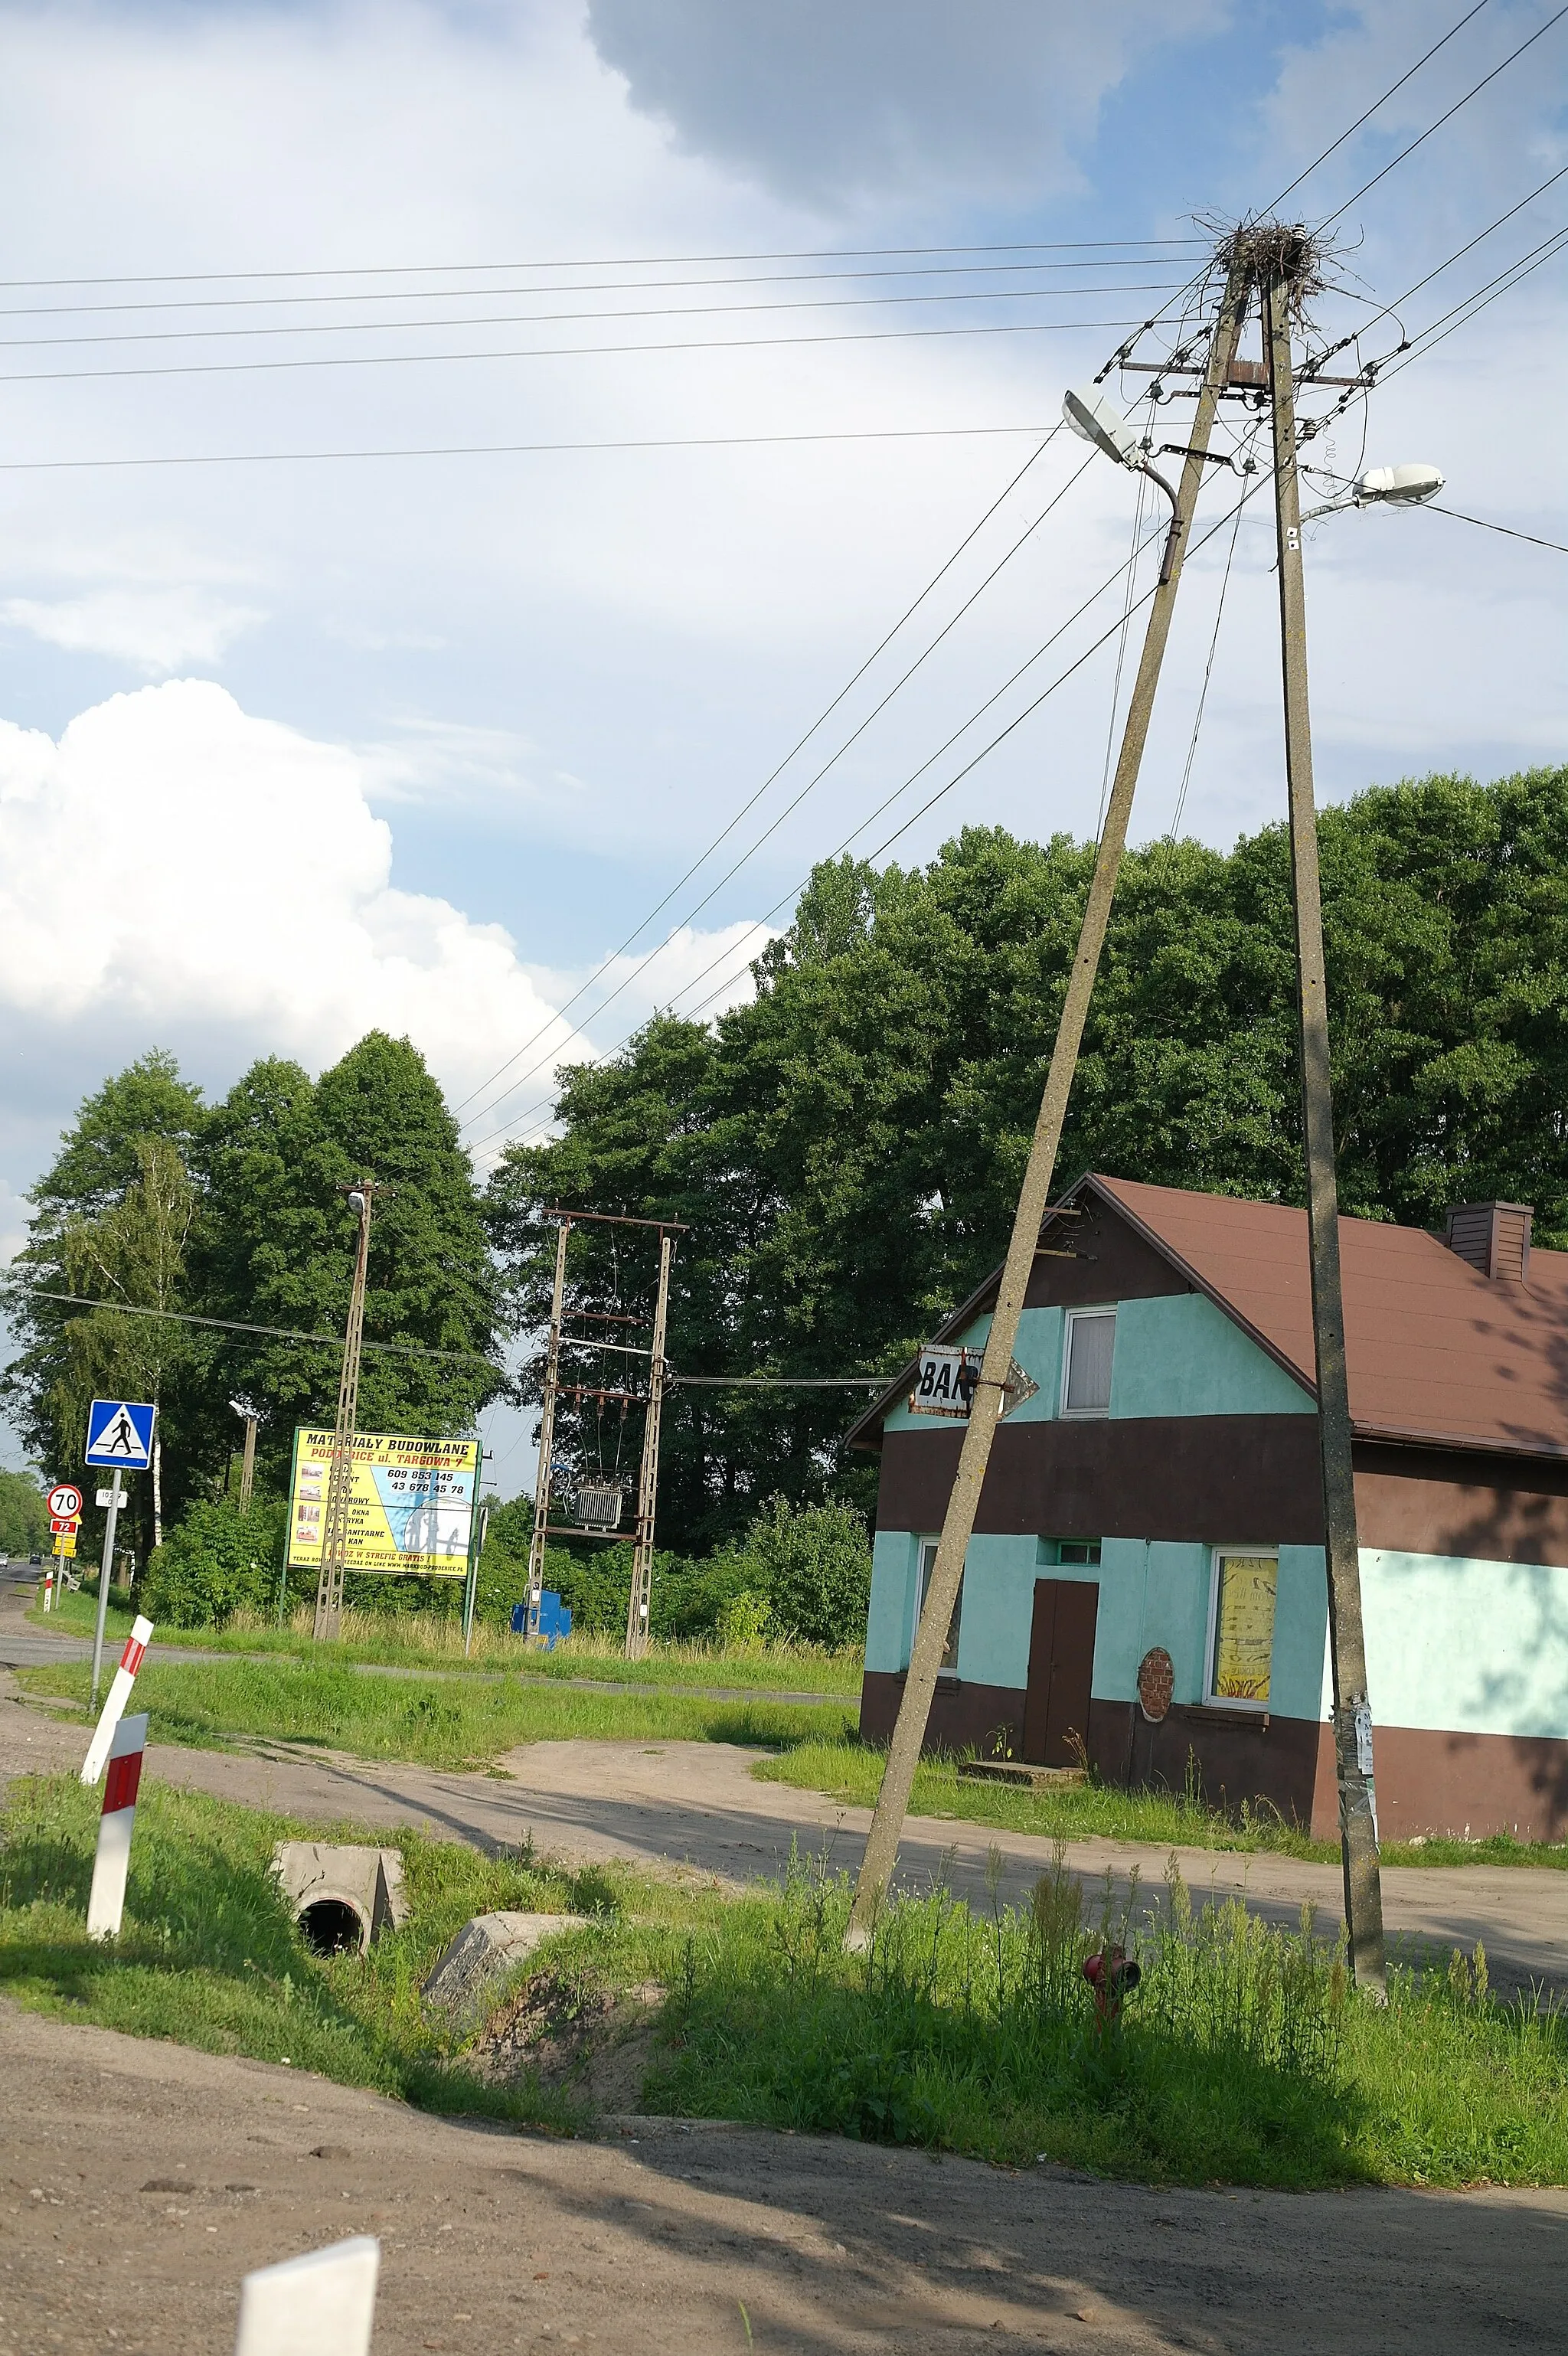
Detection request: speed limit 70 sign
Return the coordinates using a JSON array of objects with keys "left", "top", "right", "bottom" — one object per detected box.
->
[{"left": 47, "top": 1484, "right": 83, "bottom": 1521}]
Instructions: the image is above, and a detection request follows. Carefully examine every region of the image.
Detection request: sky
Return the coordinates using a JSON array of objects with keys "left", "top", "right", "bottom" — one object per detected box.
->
[{"left": 1, "top": 0, "right": 1565, "bottom": 1493}]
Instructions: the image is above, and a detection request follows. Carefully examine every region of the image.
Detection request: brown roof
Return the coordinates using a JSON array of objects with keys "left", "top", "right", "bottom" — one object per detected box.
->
[
  {"left": 1096, "top": 1175, "right": 1568, "bottom": 1461},
  {"left": 847, "top": 1175, "right": 1568, "bottom": 1462}
]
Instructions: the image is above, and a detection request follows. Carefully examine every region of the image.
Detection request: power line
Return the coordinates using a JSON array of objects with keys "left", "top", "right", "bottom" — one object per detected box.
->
[
  {"left": 1315, "top": 4, "right": 1568, "bottom": 232},
  {"left": 0, "top": 253, "right": 1207, "bottom": 323},
  {"left": 1427, "top": 504, "right": 1568, "bottom": 554},
  {"left": 1377, "top": 219, "right": 1568, "bottom": 378},
  {"left": 670, "top": 1372, "right": 897, "bottom": 1388},
  {"left": 22, "top": 1290, "right": 505, "bottom": 1368},
  {"left": 1305, "top": 158, "right": 1568, "bottom": 366},
  {"left": 0, "top": 312, "right": 1156, "bottom": 387},
  {"left": 474, "top": 192, "right": 1563, "bottom": 1154},
  {"left": 452, "top": 424, "right": 1073, "bottom": 1123},
  {"left": 0, "top": 237, "right": 1207, "bottom": 296},
  {"left": 0, "top": 277, "right": 1191, "bottom": 353},
  {"left": 1168, "top": 441, "right": 1256, "bottom": 839},
  {"left": 468, "top": 502, "right": 1190, "bottom": 1154},
  {"left": 0, "top": 421, "right": 1055, "bottom": 475},
  {"left": 1117, "top": 3, "right": 1556, "bottom": 377},
  {"left": 461, "top": 443, "right": 1098, "bottom": 1138},
  {"left": 1263, "top": 0, "right": 1496, "bottom": 212},
  {"left": 476, "top": 472, "right": 1283, "bottom": 1155}
]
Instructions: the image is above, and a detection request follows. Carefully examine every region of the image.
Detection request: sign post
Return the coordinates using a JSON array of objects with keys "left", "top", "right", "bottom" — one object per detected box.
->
[
  {"left": 44, "top": 1485, "right": 82, "bottom": 1615},
  {"left": 90, "top": 1475, "right": 126, "bottom": 1708},
  {"left": 84, "top": 1400, "right": 155, "bottom": 1711}
]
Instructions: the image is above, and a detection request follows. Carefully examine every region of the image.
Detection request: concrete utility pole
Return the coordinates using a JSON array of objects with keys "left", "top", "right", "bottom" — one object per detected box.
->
[
  {"left": 524, "top": 1220, "right": 570, "bottom": 1638},
  {"left": 314, "top": 1180, "right": 376, "bottom": 1642},
  {"left": 1264, "top": 240, "right": 1387, "bottom": 1992},
  {"left": 625, "top": 1230, "right": 675, "bottom": 1661},
  {"left": 844, "top": 250, "right": 1253, "bottom": 1948}
]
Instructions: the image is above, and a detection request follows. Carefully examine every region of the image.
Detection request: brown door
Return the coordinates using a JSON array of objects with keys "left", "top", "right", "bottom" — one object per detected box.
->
[{"left": 1021, "top": 1579, "right": 1099, "bottom": 1766}]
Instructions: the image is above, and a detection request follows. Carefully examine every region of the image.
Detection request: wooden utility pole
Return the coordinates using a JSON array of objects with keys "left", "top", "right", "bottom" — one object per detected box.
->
[
  {"left": 625, "top": 1230, "right": 675, "bottom": 1660},
  {"left": 524, "top": 1220, "right": 570, "bottom": 1637},
  {"left": 844, "top": 252, "right": 1253, "bottom": 1947},
  {"left": 1264, "top": 243, "right": 1387, "bottom": 1992},
  {"left": 313, "top": 1180, "right": 375, "bottom": 1642}
]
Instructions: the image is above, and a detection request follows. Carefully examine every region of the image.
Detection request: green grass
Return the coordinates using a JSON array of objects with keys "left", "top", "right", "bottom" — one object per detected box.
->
[
  {"left": 28, "top": 1583, "right": 861, "bottom": 1694},
  {"left": 758, "top": 1738, "right": 1568, "bottom": 1871},
  {"left": 15, "top": 1653, "right": 856, "bottom": 1769},
  {"left": 0, "top": 1772, "right": 629, "bottom": 2129},
  {"left": 4, "top": 1774, "right": 1566, "bottom": 2188}
]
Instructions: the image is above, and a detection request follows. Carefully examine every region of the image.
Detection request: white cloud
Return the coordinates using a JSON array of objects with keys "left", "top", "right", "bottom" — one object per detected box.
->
[
  {"left": 2, "top": 586, "right": 263, "bottom": 673},
  {"left": 0, "top": 678, "right": 593, "bottom": 1111},
  {"left": 354, "top": 714, "right": 552, "bottom": 809},
  {"left": 586, "top": 0, "right": 1227, "bottom": 210}
]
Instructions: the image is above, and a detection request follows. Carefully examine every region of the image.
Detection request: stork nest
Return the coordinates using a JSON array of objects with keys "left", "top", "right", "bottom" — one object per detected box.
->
[{"left": 1200, "top": 217, "right": 1336, "bottom": 318}]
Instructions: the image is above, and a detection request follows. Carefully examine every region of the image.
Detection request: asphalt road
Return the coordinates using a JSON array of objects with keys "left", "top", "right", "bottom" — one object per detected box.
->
[
  {"left": 6, "top": 2001, "right": 1567, "bottom": 2356},
  {"left": 5, "top": 1662, "right": 1567, "bottom": 1996}
]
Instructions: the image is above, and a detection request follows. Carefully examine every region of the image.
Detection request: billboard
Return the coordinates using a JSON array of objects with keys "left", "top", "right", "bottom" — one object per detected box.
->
[{"left": 286, "top": 1430, "right": 481, "bottom": 1578}]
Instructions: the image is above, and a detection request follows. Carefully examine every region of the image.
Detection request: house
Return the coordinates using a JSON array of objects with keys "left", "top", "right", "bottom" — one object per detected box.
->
[{"left": 848, "top": 1176, "right": 1568, "bottom": 1842}]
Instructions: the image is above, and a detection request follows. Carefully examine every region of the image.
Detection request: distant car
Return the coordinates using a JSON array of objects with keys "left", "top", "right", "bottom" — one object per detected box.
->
[
  {"left": 28, "top": 1551, "right": 42, "bottom": 1565},
  {"left": 0, "top": 1551, "right": 8, "bottom": 1564}
]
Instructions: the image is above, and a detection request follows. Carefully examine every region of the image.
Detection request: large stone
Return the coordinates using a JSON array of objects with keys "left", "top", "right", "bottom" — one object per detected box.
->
[
  {"left": 272, "top": 1843, "right": 408, "bottom": 1956},
  {"left": 421, "top": 1912, "right": 590, "bottom": 2020}
]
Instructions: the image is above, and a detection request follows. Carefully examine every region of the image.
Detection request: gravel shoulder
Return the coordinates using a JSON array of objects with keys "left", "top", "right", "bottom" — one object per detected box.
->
[{"left": 6, "top": 1998, "right": 1568, "bottom": 2356}]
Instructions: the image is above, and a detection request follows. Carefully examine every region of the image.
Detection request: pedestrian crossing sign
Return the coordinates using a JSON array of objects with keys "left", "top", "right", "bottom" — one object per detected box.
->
[{"left": 85, "top": 1399, "right": 156, "bottom": 1470}]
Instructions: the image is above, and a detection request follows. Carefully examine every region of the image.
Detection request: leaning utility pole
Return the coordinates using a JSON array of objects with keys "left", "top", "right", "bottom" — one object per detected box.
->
[
  {"left": 313, "top": 1180, "right": 376, "bottom": 1642},
  {"left": 1263, "top": 234, "right": 1386, "bottom": 1992},
  {"left": 625, "top": 1230, "right": 675, "bottom": 1660},
  {"left": 844, "top": 250, "right": 1253, "bottom": 1947},
  {"left": 524, "top": 1220, "right": 570, "bottom": 1637}
]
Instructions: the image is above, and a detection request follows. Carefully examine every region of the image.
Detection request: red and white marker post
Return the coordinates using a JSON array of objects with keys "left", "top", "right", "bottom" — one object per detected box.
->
[
  {"left": 81, "top": 1613, "right": 153, "bottom": 1786},
  {"left": 87, "top": 1711, "right": 148, "bottom": 1939}
]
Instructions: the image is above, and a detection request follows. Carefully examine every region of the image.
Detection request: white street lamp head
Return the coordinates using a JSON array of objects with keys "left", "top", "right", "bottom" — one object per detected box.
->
[
  {"left": 347, "top": 1189, "right": 367, "bottom": 1219},
  {"left": 1354, "top": 462, "right": 1444, "bottom": 508},
  {"left": 1062, "top": 384, "right": 1144, "bottom": 468}
]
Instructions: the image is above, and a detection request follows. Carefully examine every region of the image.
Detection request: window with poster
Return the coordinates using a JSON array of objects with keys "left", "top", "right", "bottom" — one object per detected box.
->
[
  {"left": 1205, "top": 1547, "right": 1278, "bottom": 1708},
  {"left": 914, "top": 1535, "right": 963, "bottom": 1675}
]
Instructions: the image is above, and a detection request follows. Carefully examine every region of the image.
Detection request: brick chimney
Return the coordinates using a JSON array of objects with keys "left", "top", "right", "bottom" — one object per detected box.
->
[{"left": 1443, "top": 1201, "right": 1533, "bottom": 1283}]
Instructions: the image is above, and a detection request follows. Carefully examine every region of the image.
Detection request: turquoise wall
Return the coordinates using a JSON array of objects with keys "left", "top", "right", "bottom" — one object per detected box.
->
[
  {"left": 869, "top": 1271, "right": 1568, "bottom": 1739},
  {"left": 1110, "top": 1295, "right": 1312, "bottom": 1419},
  {"left": 867, "top": 1526, "right": 1327, "bottom": 1719},
  {"left": 882, "top": 1292, "right": 1310, "bottom": 1435},
  {"left": 873, "top": 1526, "right": 1568, "bottom": 1737},
  {"left": 1361, "top": 1550, "right": 1568, "bottom": 1738}
]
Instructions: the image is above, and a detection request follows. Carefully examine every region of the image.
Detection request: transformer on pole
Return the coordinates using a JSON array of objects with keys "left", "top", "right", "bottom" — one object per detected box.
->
[{"left": 523, "top": 1207, "right": 686, "bottom": 1660}]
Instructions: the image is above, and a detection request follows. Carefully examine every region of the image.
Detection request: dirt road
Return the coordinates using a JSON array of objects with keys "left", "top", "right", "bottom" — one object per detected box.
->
[
  {"left": 5, "top": 2000, "right": 1566, "bottom": 2356},
  {"left": 5, "top": 1668, "right": 1567, "bottom": 1995}
]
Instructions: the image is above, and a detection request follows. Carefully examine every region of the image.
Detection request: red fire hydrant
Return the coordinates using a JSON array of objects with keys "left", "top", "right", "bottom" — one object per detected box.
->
[{"left": 1082, "top": 1945, "right": 1142, "bottom": 2032}]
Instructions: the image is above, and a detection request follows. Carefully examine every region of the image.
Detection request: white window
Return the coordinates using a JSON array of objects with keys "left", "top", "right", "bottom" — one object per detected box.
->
[
  {"left": 1204, "top": 1547, "right": 1279, "bottom": 1709},
  {"left": 916, "top": 1536, "right": 962, "bottom": 1673},
  {"left": 1060, "top": 1306, "right": 1116, "bottom": 1417}
]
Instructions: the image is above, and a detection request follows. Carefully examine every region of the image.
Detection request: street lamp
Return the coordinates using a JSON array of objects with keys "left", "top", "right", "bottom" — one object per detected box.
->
[
  {"left": 1302, "top": 462, "right": 1444, "bottom": 523},
  {"left": 1063, "top": 384, "right": 1184, "bottom": 578}
]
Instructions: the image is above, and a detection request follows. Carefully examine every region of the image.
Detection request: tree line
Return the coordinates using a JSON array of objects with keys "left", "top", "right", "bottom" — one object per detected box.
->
[
  {"left": 492, "top": 764, "right": 1568, "bottom": 1544},
  {"left": 2, "top": 1032, "right": 500, "bottom": 1572},
  {"left": 6, "top": 764, "right": 1566, "bottom": 1573}
]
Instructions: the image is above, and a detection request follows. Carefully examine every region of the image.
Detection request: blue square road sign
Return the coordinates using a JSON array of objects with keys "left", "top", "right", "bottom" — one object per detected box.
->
[{"left": 85, "top": 1399, "right": 156, "bottom": 1470}]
